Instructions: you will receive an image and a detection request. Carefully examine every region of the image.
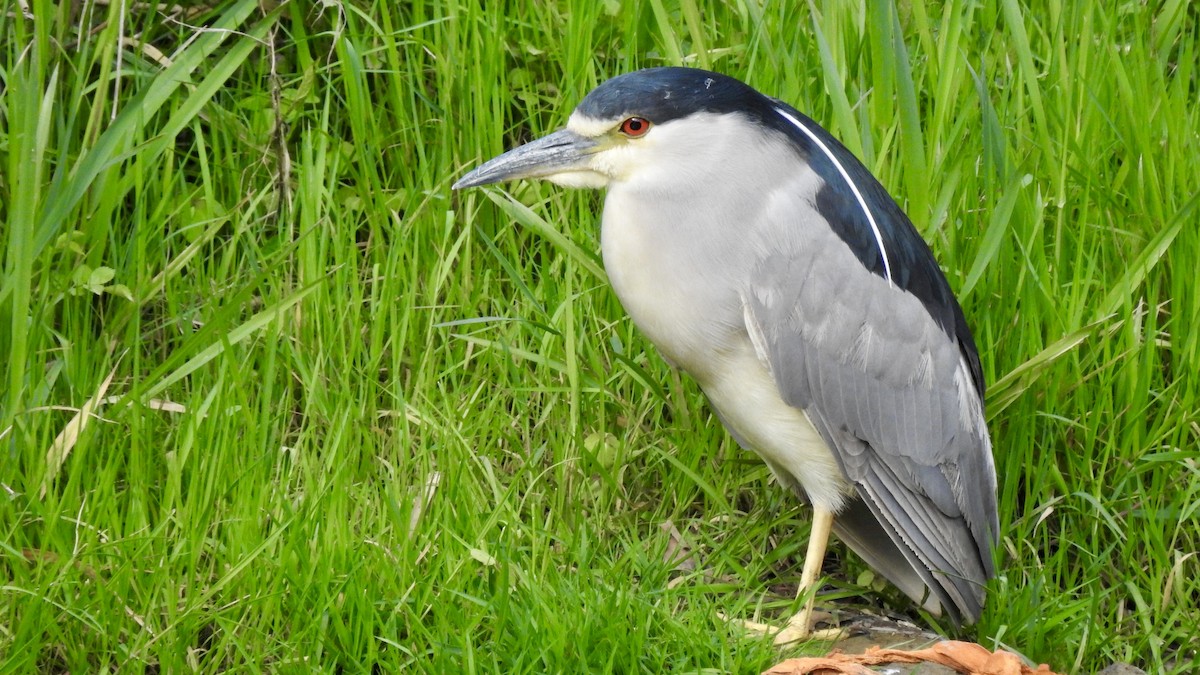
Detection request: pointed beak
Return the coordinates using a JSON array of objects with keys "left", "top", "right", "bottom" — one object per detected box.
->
[{"left": 452, "top": 129, "right": 600, "bottom": 189}]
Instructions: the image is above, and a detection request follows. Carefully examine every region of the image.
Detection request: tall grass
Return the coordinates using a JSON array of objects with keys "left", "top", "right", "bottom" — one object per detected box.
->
[{"left": 2, "top": 1, "right": 1197, "bottom": 672}]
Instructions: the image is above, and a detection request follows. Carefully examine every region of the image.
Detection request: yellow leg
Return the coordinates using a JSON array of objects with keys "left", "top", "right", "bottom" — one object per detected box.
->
[{"left": 735, "top": 507, "right": 845, "bottom": 645}]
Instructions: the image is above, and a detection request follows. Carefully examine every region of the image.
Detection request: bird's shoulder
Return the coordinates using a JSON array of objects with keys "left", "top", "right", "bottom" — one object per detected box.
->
[{"left": 756, "top": 102, "right": 984, "bottom": 399}]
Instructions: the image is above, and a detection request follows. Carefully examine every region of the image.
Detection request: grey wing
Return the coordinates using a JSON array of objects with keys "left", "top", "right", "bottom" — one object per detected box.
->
[{"left": 742, "top": 220, "right": 998, "bottom": 625}]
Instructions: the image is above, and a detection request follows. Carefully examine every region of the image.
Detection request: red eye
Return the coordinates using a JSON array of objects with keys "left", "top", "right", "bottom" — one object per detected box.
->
[{"left": 619, "top": 117, "right": 652, "bottom": 137}]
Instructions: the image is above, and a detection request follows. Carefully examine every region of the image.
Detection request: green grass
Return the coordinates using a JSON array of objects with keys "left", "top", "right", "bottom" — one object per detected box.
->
[{"left": 2, "top": 1, "right": 1198, "bottom": 672}]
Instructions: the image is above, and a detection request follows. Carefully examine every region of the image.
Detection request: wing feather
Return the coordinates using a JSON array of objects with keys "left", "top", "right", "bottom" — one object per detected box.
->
[{"left": 743, "top": 208, "right": 997, "bottom": 624}]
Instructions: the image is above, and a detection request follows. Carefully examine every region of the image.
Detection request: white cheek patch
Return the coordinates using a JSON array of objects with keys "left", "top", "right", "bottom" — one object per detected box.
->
[
  {"left": 565, "top": 113, "right": 628, "bottom": 182},
  {"left": 589, "top": 142, "right": 648, "bottom": 182}
]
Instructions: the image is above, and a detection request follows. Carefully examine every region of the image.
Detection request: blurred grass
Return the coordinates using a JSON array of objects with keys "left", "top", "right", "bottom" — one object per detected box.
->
[{"left": 1, "top": 1, "right": 1197, "bottom": 672}]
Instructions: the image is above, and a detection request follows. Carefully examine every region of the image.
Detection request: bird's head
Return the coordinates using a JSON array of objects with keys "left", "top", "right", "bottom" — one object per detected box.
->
[{"left": 452, "top": 68, "right": 780, "bottom": 191}]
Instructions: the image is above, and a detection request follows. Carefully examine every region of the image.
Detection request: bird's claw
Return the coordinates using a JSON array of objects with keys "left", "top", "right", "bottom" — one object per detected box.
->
[{"left": 720, "top": 611, "right": 848, "bottom": 645}]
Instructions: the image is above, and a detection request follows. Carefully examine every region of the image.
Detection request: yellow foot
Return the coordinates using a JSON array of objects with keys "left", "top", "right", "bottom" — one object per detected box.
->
[{"left": 721, "top": 612, "right": 848, "bottom": 645}]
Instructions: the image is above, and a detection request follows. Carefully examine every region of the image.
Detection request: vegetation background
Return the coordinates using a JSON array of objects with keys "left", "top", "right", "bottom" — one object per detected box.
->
[{"left": 2, "top": 0, "right": 1197, "bottom": 672}]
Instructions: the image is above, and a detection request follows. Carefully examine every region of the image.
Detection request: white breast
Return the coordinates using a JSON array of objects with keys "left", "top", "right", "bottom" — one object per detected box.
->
[
  {"left": 595, "top": 116, "right": 849, "bottom": 508},
  {"left": 599, "top": 188, "right": 741, "bottom": 379},
  {"left": 599, "top": 186, "right": 850, "bottom": 511}
]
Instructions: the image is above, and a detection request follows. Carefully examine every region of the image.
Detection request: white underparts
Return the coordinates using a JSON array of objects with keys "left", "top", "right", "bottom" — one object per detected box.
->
[{"left": 704, "top": 336, "right": 850, "bottom": 512}]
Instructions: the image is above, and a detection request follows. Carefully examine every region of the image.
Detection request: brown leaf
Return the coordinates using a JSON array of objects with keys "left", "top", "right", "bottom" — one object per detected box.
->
[
  {"left": 659, "top": 520, "right": 696, "bottom": 572},
  {"left": 763, "top": 640, "right": 1063, "bottom": 675}
]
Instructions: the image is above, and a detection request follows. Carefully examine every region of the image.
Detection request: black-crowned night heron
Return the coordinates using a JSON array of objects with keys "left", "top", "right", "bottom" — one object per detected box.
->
[{"left": 454, "top": 67, "right": 997, "bottom": 642}]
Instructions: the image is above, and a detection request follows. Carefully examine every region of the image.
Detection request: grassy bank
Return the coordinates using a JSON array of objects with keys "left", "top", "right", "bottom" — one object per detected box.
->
[{"left": 2, "top": 1, "right": 1197, "bottom": 672}]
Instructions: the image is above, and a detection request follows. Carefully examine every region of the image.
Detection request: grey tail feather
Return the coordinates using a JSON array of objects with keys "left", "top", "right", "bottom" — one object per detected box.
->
[
  {"left": 752, "top": 449, "right": 987, "bottom": 624},
  {"left": 832, "top": 496, "right": 984, "bottom": 626}
]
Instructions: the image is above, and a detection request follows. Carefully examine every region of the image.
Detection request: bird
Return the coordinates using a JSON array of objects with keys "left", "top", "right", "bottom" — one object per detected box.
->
[{"left": 453, "top": 67, "right": 998, "bottom": 642}]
